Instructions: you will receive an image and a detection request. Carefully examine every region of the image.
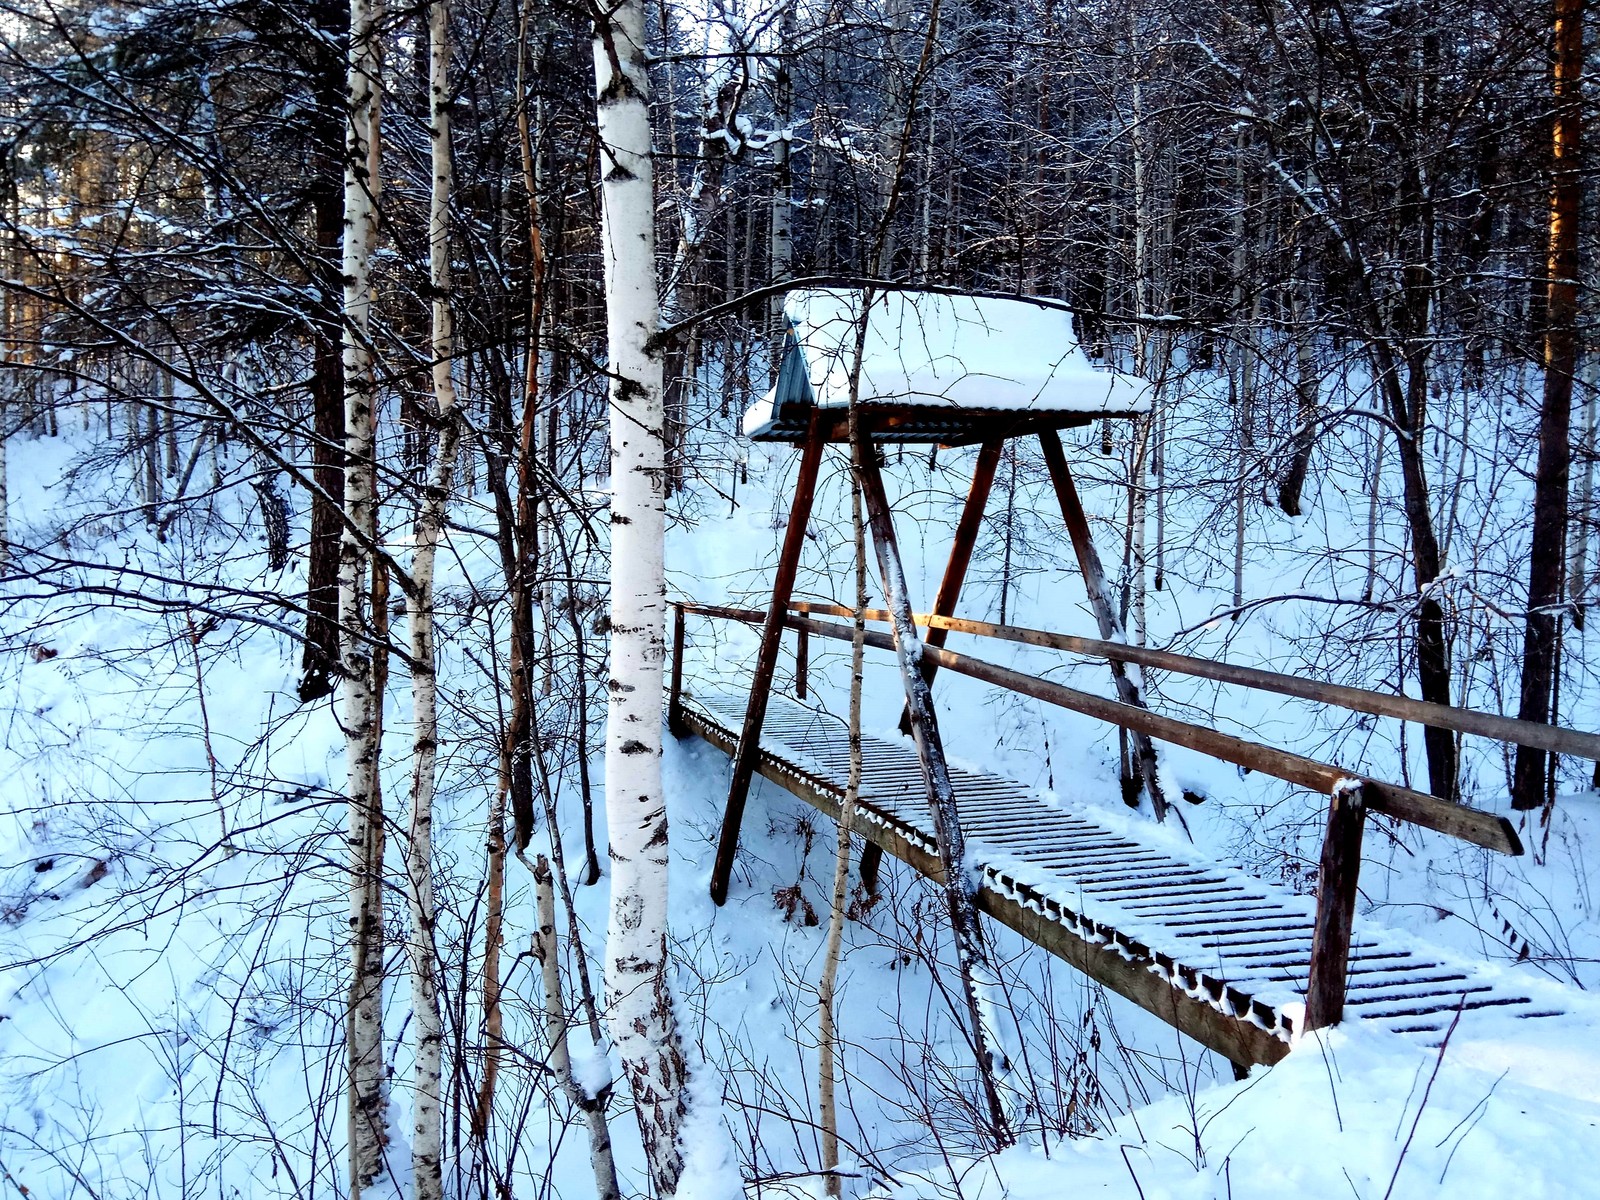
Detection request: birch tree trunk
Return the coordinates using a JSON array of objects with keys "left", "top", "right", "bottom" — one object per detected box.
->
[
  {"left": 341, "top": 0, "right": 390, "bottom": 1187},
  {"left": 768, "top": 0, "right": 796, "bottom": 376},
  {"left": 0, "top": 391, "right": 8, "bottom": 572},
  {"left": 533, "top": 857, "right": 623, "bottom": 1200},
  {"left": 591, "top": 1, "right": 688, "bottom": 1190},
  {"left": 403, "top": 3, "right": 459, "bottom": 1194},
  {"left": 817, "top": 472, "right": 867, "bottom": 1199}
]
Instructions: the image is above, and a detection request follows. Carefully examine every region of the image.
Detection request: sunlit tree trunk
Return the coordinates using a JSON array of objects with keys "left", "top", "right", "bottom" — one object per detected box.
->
[{"left": 1514, "top": 0, "right": 1584, "bottom": 809}]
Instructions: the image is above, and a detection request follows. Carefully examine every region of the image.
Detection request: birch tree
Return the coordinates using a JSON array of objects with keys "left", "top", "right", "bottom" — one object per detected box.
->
[
  {"left": 340, "top": 0, "right": 391, "bottom": 1187},
  {"left": 817, "top": 466, "right": 867, "bottom": 1199},
  {"left": 402, "top": 0, "right": 459, "bottom": 1193},
  {"left": 591, "top": 0, "right": 688, "bottom": 1189}
]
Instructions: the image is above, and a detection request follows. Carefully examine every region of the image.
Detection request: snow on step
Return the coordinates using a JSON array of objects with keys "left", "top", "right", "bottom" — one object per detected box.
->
[{"left": 685, "top": 692, "right": 1570, "bottom": 1054}]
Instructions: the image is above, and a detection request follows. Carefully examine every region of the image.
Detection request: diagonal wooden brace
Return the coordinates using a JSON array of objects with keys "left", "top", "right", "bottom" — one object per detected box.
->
[
  {"left": 897, "top": 439, "right": 1004, "bottom": 735},
  {"left": 1038, "top": 427, "right": 1169, "bottom": 821},
  {"left": 710, "top": 427, "right": 826, "bottom": 906},
  {"left": 854, "top": 427, "right": 1013, "bottom": 1147},
  {"left": 866, "top": 439, "right": 1003, "bottom": 892}
]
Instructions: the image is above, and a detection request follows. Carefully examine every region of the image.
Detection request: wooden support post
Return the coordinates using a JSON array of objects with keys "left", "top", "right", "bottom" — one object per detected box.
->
[
  {"left": 854, "top": 428, "right": 1012, "bottom": 1148},
  {"left": 794, "top": 625, "right": 809, "bottom": 701},
  {"left": 710, "top": 427, "right": 826, "bottom": 906},
  {"left": 1305, "top": 780, "right": 1369, "bottom": 1032},
  {"left": 858, "top": 839, "right": 882, "bottom": 895},
  {"left": 874, "top": 439, "right": 1002, "bottom": 890},
  {"left": 668, "top": 602, "right": 687, "bottom": 738},
  {"left": 898, "top": 438, "right": 1003, "bottom": 735},
  {"left": 1038, "top": 428, "right": 1169, "bottom": 821}
]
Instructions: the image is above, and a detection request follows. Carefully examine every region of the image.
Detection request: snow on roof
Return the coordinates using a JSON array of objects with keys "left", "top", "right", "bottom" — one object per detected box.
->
[{"left": 742, "top": 288, "right": 1151, "bottom": 440}]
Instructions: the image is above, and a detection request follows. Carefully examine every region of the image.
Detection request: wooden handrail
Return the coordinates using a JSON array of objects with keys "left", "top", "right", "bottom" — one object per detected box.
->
[
  {"left": 785, "top": 602, "right": 1600, "bottom": 763},
  {"left": 672, "top": 601, "right": 1523, "bottom": 855}
]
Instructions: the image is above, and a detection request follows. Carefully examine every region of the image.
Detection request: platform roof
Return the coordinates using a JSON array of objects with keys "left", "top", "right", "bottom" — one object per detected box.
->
[{"left": 741, "top": 288, "right": 1152, "bottom": 444}]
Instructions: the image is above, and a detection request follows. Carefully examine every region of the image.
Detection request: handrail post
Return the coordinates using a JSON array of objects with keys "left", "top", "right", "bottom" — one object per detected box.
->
[
  {"left": 1305, "top": 779, "right": 1369, "bottom": 1033},
  {"left": 794, "top": 625, "right": 809, "bottom": 700},
  {"left": 668, "top": 602, "right": 687, "bottom": 738}
]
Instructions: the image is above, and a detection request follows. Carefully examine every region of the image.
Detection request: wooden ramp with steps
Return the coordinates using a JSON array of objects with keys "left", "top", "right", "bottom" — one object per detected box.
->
[{"left": 680, "top": 691, "right": 1565, "bottom": 1070}]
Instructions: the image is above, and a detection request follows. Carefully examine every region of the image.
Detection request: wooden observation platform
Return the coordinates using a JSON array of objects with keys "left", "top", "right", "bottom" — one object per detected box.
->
[{"left": 671, "top": 286, "right": 1592, "bottom": 1071}]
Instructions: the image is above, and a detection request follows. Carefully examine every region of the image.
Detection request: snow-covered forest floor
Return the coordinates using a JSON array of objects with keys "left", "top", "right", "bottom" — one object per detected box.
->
[{"left": 4, "top": 362, "right": 1600, "bottom": 1199}]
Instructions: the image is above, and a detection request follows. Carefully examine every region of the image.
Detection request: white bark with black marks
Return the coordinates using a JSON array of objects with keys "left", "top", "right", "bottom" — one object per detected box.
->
[
  {"left": 340, "top": 0, "right": 389, "bottom": 1188},
  {"left": 404, "top": 3, "right": 457, "bottom": 1194},
  {"left": 533, "top": 857, "right": 622, "bottom": 1200},
  {"left": 592, "top": 1, "right": 688, "bottom": 1191},
  {"left": 817, "top": 462, "right": 867, "bottom": 1198}
]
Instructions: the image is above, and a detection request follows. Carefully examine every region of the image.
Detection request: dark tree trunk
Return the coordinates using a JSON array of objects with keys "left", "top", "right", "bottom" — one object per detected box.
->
[
  {"left": 298, "top": 0, "right": 351, "bottom": 704},
  {"left": 1514, "top": 0, "right": 1584, "bottom": 811},
  {"left": 1370, "top": 335, "right": 1458, "bottom": 802},
  {"left": 1277, "top": 257, "right": 1318, "bottom": 517}
]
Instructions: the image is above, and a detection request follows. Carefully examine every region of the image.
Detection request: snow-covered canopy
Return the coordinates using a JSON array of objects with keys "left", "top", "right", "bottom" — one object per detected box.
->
[{"left": 742, "top": 288, "right": 1151, "bottom": 442}]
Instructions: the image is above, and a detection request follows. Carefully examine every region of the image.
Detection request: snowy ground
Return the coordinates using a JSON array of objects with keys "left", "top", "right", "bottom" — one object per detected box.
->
[{"left": 3, "top": 367, "right": 1599, "bottom": 1198}]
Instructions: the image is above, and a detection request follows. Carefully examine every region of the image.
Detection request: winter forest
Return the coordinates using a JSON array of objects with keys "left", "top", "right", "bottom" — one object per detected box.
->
[{"left": 3, "top": 0, "right": 1600, "bottom": 1194}]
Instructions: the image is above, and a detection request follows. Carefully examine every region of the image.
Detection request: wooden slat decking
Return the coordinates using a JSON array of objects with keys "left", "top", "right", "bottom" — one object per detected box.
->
[{"left": 680, "top": 692, "right": 1564, "bottom": 1069}]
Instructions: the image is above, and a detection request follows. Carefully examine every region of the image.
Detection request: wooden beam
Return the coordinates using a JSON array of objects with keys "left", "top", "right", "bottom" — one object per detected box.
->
[
  {"left": 916, "top": 640, "right": 1522, "bottom": 855},
  {"left": 899, "top": 438, "right": 1003, "bottom": 735},
  {"left": 1038, "top": 428, "right": 1169, "bottom": 819},
  {"left": 678, "top": 601, "right": 768, "bottom": 622},
  {"left": 750, "top": 402, "right": 1113, "bottom": 446},
  {"left": 854, "top": 428, "right": 1012, "bottom": 1144},
  {"left": 675, "top": 701, "right": 1292, "bottom": 1069},
  {"left": 874, "top": 439, "right": 1003, "bottom": 888},
  {"left": 679, "top": 602, "right": 1524, "bottom": 854},
  {"left": 872, "top": 610, "right": 1600, "bottom": 764},
  {"left": 794, "top": 625, "right": 809, "bottom": 701},
  {"left": 781, "top": 601, "right": 1600, "bottom": 772},
  {"left": 710, "top": 426, "right": 826, "bottom": 906},
  {"left": 668, "top": 603, "right": 687, "bottom": 737},
  {"left": 1305, "top": 781, "right": 1369, "bottom": 1031}
]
